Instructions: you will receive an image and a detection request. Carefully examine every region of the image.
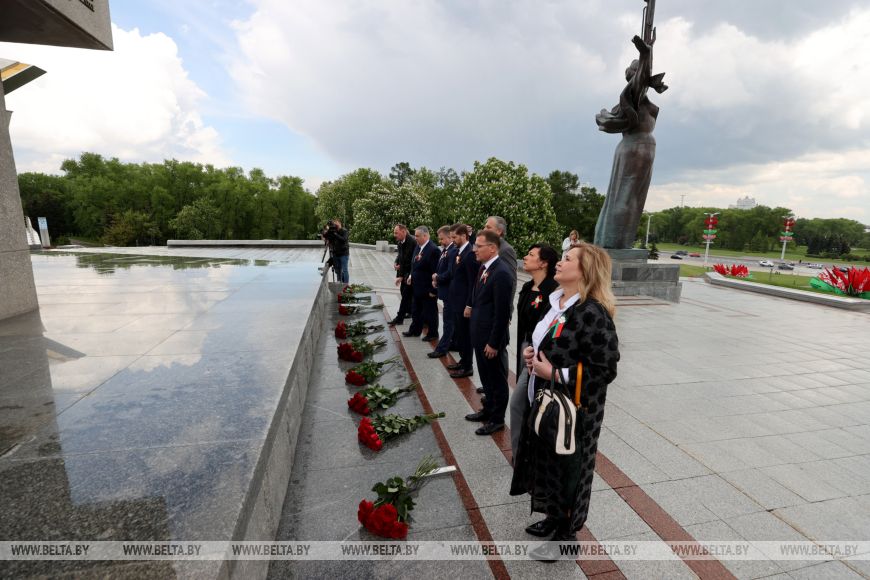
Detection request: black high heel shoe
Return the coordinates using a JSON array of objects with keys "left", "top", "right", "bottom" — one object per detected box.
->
[
  {"left": 525, "top": 516, "right": 559, "bottom": 537},
  {"left": 529, "top": 520, "right": 576, "bottom": 563}
]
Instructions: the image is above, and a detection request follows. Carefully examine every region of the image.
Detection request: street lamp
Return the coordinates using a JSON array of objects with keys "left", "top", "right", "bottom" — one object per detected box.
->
[{"left": 703, "top": 212, "right": 719, "bottom": 266}]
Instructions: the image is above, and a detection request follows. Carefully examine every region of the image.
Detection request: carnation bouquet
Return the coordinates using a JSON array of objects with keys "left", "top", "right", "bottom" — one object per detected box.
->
[
  {"left": 337, "top": 336, "right": 388, "bottom": 362},
  {"left": 347, "top": 383, "right": 418, "bottom": 415},
  {"left": 339, "top": 303, "right": 384, "bottom": 316},
  {"left": 337, "top": 292, "right": 373, "bottom": 304},
  {"left": 345, "top": 356, "right": 401, "bottom": 386},
  {"left": 342, "top": 283, "right": 373, "bottom": 294},
  {"left": 357, "top": 456, "right": 439, "bottom": 539},
  {"left": 357, "top": 412, "right": 445, "bottom": 451},
  {"left": 335, "top": 320, "right": 384, "bottom": 339}
]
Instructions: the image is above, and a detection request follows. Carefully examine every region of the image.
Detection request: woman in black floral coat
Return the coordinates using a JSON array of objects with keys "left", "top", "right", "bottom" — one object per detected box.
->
[{"left": 509, "top": 242, "right": 619, "bottom": 560}]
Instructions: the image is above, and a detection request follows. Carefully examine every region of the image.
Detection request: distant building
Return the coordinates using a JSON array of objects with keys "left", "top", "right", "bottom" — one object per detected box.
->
[{"left": 729, "top": 196, "right": 757, "bottom": 210}]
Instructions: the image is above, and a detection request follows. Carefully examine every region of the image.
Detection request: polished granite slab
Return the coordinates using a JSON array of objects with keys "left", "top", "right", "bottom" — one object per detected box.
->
[{"left": 0, "top": 252, "right": 324, "bottom": 578}]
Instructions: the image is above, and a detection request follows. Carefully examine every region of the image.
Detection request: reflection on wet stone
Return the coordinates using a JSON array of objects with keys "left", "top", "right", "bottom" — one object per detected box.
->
[{"left": 0, "top": 252, "right": 324, "bottom": 578}]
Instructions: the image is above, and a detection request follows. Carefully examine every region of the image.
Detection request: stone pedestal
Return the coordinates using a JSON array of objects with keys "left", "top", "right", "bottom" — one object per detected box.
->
[
  {"left": 607, "top": 249, "right": 682, "bottom": 303},
  {"left": 0, "top": 87, "right": 39, "bottom": 321}
]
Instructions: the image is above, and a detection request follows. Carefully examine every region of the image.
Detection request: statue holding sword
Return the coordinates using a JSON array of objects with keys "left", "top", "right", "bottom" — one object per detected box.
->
[{"left": 594, "top": 0, "right": 669, "bottom": 249}]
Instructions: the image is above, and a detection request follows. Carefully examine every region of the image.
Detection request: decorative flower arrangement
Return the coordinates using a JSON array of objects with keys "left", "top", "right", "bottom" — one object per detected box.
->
[
  {"left": 713, "top": 263, "right": 750, "bottom": 278},
  {"left": 347, "top": 383, "right": 419, "bottom": 415},
  {"left": 811, "top": 267, "right": 870, "bottom": 298},
  {"left": 339, "top": 303, "right": 384, "bottom": 316},
  {"left": 337, "top": 336, "right": 388, "bottom": 362},
  {"left": 357, "top": 412, "right": 445, "bottom": 451},
  {"left": 357, "top": 456, "right": 439, "bottom": 539},
  {"left": 335, "top": 320, "right": 384, "bottom": 339},
  {"left": 345, "top": 357, "right": 401, "bottom": 386}
]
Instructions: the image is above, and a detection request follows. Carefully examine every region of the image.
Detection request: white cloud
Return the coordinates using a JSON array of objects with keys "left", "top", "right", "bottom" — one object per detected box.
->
[{"left": 2, "top": 25, "right": 229, "bottom": 172}]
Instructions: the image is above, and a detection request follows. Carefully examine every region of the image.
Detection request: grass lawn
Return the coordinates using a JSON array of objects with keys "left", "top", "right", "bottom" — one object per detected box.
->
[
  {"left": 655, "top": 242, "right": 868, "bottom": 266},
  {"left": 678, "top": 264, "right": 709, "bottom": 277}
]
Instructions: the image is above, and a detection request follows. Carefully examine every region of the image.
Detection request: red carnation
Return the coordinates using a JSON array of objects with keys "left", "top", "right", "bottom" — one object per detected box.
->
[
  {"left": 357, "top": 499, "right": 375, "bottom": 524},
  {"left": 357, "top": 418, "right": 383, "bottom": 451},
  {"left": 339, "top": 305, "right": 351, "bottom": 315},
  {"left": 349, "top": 350, "right": 364, "bottom": 363},
  {"left": 347, "top": 393, "right": 371, "bottom": 415},
  {"left": 346, "top": 370, "right": 367, "bottom": 386},
  {"left": 335, "top": 322, "right": 347, "bottom": 339}
]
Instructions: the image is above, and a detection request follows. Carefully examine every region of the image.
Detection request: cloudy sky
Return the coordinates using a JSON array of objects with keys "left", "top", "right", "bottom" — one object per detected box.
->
[{"left": 2, "top": 0, "right": 869, "bottom": 221}]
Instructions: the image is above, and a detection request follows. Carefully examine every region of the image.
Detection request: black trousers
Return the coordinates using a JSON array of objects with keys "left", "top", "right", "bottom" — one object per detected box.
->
[
  {"left": 397, "top": 280, "right": 413, "bottom": 320},
  {"left": 474, "top": 344, "right": 509, "bottom": 424},
  {"left": 408, "top": 293, "right": 438, "bottom": 336},
  {"left": 453, "top": 309, "right": 473, "bottom": 370}
]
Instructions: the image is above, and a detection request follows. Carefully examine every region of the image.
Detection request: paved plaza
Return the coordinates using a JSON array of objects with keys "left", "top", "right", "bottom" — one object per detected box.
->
[{"left": 1, "top": 245, "right": 868, "bottom": 579}]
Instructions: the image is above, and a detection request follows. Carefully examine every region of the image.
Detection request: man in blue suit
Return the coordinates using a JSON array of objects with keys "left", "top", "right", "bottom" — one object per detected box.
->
[
  {"left": 403, "top": 226, "right": 440, "bottom": 340},
  {"left": 464, "top": 229, "right": 512, "bottom": 435},
  {"left": 447, "top": 223, "right": 477, "bottom": 378},
  {"left": 429, "top": 226, "right": 458, "bottom": 358}
]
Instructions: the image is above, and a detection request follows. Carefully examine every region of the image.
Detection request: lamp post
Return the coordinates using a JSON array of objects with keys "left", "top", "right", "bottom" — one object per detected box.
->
[
  {"left": 780, "top": 215, "right": 795, "bottom": 262},
  {"left": 703, "top": 212, "right": 719, "bottom": 266}
]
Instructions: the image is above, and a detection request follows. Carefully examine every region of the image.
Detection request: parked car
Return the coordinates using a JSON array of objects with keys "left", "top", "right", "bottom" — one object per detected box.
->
[
  {"left": 759, "top": 259, "right": 774, "bottom": 267},
  {"left": 689, "top": 252, "right": 701, "bottom": 257},
  {"left": 670, "top": 254, "right": 683, "bottom": 260},
  {"left": 807, "top": 263, "right": 824, "bottom": 269},
  {"left": 675, "top": 250, "right": 688, "bottom": 256},
  {"left": 777, "top": 263, "right": 794, "bottom": 271}
]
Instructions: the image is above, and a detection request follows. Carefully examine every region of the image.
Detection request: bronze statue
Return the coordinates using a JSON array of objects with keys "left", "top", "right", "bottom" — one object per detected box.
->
[{"left": 594, "top": 0, "right": 668, "bottom": 249}]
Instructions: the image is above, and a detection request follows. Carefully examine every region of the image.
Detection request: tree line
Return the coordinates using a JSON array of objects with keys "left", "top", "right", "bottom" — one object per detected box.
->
[
  {"left": 18, "top": 153, "right": 603, "bottom": 253},
  {"left": 18, "top": 153, "right": 318, "bottom": 246},
  {"left": 648, "top": 206, "right": 869, "bottom": 259}
]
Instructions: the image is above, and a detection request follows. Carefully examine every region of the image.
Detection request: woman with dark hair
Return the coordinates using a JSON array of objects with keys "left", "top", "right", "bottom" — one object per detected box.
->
[
  {"left": 510, "top": 242, "right": 619, "bottom": 562},
  {"left": 508, "top": 244, "right": 559, "bottom": 461}
]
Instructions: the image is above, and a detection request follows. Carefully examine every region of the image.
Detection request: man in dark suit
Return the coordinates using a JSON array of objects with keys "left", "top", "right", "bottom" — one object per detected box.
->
[
  {"left": 403, "top": 226, "right": 440, "bottom": 340},
  {"left": 389, "top": 224, "right": 415, "bottom": 326},
  {"left": 484, "top": 216, "right": 518, "bottom": 315},
  {"left": 447, "top": 224, "right": 477, "bottom": 378},
  {"left": 429, "top": 226, "right": 458, "bottom": 359},
  {"left": 464, "top": 229, "right": 512, "bottom": 435}
]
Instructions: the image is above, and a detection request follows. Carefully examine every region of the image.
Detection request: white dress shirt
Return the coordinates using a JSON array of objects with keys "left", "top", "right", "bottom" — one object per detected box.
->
[{"left": 528, "top": 288, "right": 581, "bottom": 402}]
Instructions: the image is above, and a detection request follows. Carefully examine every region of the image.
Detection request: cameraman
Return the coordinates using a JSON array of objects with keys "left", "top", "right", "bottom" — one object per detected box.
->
[{"left": 322, "top": 218, "right": 350, "bottom": 283}]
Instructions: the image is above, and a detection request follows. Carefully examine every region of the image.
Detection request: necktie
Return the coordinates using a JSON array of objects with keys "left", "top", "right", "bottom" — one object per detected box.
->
[{"left": 477, "top": 264, "right": 486, "bottom": 284}]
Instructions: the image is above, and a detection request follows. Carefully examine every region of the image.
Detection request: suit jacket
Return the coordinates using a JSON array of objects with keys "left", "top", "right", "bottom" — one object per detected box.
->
[
  {"left": 450, "top": 243, "right": 476, "bottom": 309},
  {"left": 499, "top": 238, "right": 519, "bottom": 315},
  {"left": 435, "top": 243, "right": 458, "bottom": 301},
  {"left": 394, "top": 237, "right": 415, "bottom": 279},
  {"left": 469, "top": 257, "right": 513, "bottom": 350},
  {"left": 410, "top": 241, "right": 440, "bottom": 297}
]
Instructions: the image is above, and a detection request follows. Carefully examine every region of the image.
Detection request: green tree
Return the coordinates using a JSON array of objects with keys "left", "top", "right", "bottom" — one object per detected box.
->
[
  {"left": 547, "top": 171, "right": 603, "bottom": 241},
  {"left": 169, "top": 198, "right": 222, "bottom": 240},
  {"left": 315, "top": 168, "right": 384, "bottom": 228},
  {"left": 103, "top": 210, "right": 160, "bottom": 246},
  {"left": 450, "top": 158, "right": 560, "bottom": 252},
  {"left": 350, "top": 182, "right": 432, "bottom": 244},
  {"left": 17, "top": 172, "right": 73, "bottom": 238},
  {"left": 389, "top": 162, "right": 415, "bottom": 186}
]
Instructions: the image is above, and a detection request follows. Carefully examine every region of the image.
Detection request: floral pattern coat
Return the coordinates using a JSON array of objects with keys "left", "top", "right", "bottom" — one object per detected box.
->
[{"left": 509, "top": 298, "right": 619, "bottom": 532}]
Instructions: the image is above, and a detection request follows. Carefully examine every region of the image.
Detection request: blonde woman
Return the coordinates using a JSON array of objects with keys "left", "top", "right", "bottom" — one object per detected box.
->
[
  {"left": 561, "top": 230, "right": 579, "bottom": 254},
  {"left": 509, "top": 242, "right": 620, "bottom": 561}
]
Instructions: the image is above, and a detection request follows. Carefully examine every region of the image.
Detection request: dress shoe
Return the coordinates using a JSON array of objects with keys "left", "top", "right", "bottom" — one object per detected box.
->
[
  {"left": 449, "top": 369, "right": 473, "bottom": 379},
  {"left": 388, "top": 318, "right": 404, "bottom": 326},
  {"left": 402, "top": 331, "right": 420, "bottom": 337},
  {"left": 427, "top": 351, "right": 447, "bottom": 359},
  {"left": 479, "top": 395, "right": 487, "bottom": 405},
  {"left": 525, "top": 516, "right": 559, "bottom": 538},
  {"left": 464, "top": 410, "right": 489, "bottom": 422},
  {"left": 421, "top": 334, "right": 439, "bottom": 341},
  {"left": 475, "top": 386, "right": 484, "bottom": 394},
  {"left": 475, "top": 422, "right": 505, "bottom": 436},
  {"left": 446, "top": 363, "right": 463, "bottom": 370}
]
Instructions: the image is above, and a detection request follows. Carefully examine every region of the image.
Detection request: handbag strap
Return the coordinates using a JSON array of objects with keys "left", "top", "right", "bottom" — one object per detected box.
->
[{"left": 575, "top": 362, "right": 584, "bottom": 409}]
